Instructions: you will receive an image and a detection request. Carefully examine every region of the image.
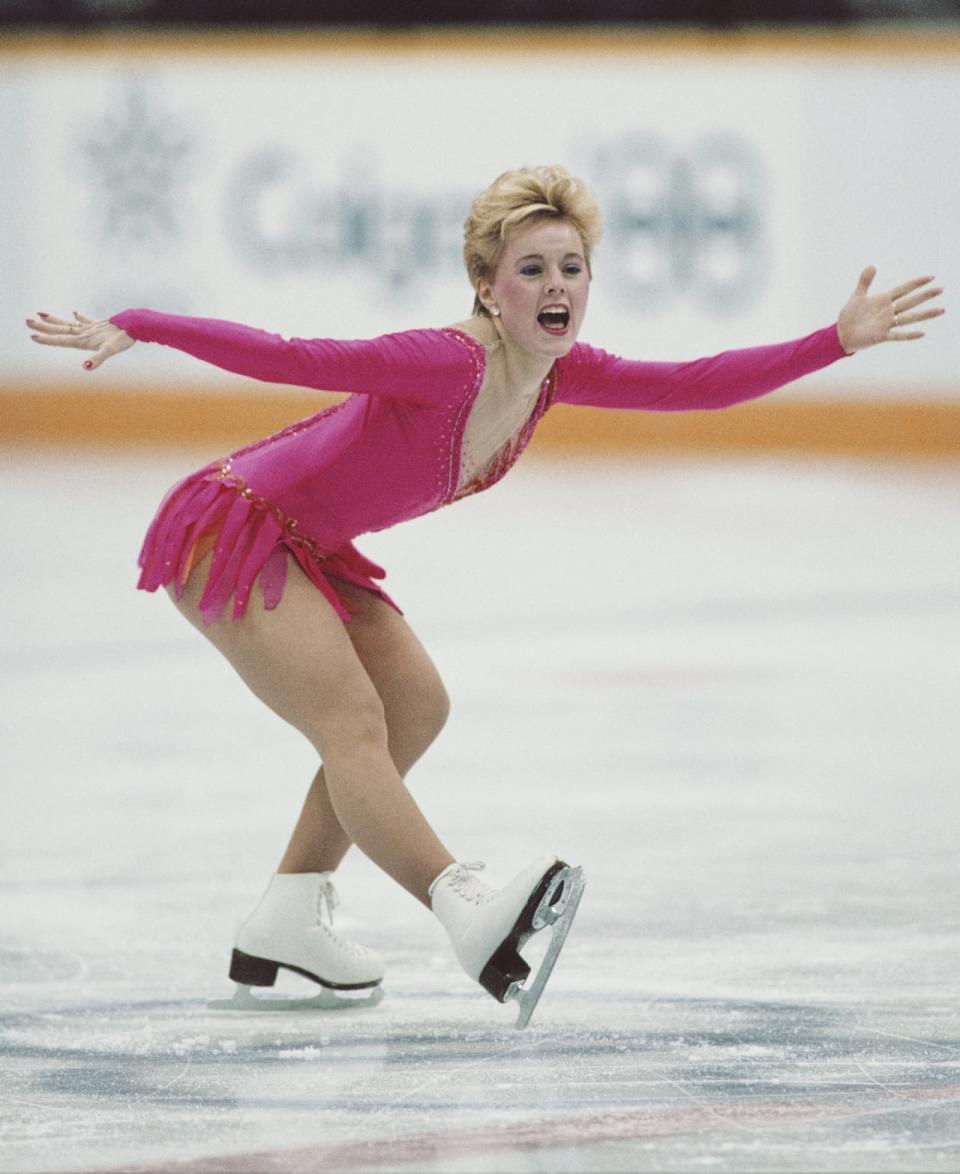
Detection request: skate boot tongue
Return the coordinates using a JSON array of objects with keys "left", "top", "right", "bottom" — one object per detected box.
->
[
  {"left": 316, "top": 873, "right": 339, "bottom": 924},
  {"left": 428, "top": 861, "right": 486, "bottom": 905}
]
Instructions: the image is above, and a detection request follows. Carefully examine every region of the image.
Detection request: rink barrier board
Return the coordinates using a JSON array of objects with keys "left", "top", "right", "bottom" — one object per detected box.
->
[{"left": 3, "top": 385, "right": 958, "bottom": 459}]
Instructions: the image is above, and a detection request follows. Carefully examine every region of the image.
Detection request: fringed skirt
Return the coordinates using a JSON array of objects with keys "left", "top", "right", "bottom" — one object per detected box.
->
[{"left": 137, "top": 462, "right": 401, "bottom": 625}]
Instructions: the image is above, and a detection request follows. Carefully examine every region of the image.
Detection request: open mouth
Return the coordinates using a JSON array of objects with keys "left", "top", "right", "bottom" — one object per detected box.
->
[{"left": 537, "top": 306, "right": 570, "bottom": 335}]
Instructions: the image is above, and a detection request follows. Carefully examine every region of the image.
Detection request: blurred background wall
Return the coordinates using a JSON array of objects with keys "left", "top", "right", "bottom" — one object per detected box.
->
[{"left": 1, "top": 4, "right": 957, "bottom": 457}]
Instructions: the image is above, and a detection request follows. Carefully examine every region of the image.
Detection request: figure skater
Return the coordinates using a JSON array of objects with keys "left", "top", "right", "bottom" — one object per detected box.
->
[{"left": 26, "top": 165, "right": 945, "bottom": 1025}]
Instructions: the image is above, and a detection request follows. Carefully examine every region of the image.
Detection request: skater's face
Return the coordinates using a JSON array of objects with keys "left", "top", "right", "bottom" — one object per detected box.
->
[{"left": 477, "top": 218, "right": 590, "bottom": 361}]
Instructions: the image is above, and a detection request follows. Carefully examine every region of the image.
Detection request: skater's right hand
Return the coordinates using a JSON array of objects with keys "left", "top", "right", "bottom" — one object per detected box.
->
[{"left": 26, "top": 311, "right": 134, "bottom": 371}]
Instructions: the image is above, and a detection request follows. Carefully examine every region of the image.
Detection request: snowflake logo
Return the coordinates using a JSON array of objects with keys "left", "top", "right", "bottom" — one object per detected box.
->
[{"left": 81, "top": 81, "right": 195, "bottom": 245}]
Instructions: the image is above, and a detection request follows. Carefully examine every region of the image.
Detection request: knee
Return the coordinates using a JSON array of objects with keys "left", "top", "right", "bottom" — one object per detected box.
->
[
  {"left": 315, "top": 691, "right": 389, "bottom": 759},
  {"left": 422, "top": 680, "right": 451, "bottom": 745},
  {"left": 392, "top": 679, "right": 450, "bottom": 768}
]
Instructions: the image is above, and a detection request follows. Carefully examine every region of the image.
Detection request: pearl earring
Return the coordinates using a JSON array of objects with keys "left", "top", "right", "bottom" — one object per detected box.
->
[{"left": 490, "top": 306, "right": 501, "bottom": 317}]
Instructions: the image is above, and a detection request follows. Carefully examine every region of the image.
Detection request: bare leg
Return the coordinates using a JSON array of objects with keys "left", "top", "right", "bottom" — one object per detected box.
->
[
  {"left": 169, "top": 554, "right": 453, "bottom": 906},
  {"left": 278, "top": 765, "right": 350, "bottom": 875},
  {"left": 277, "top": 574, "right": 451, "bottom": 876}
]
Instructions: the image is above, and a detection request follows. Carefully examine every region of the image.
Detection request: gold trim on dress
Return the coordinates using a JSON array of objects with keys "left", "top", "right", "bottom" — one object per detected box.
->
[{"left": 214, "top": 462, "right": 330, "bottom": 563}]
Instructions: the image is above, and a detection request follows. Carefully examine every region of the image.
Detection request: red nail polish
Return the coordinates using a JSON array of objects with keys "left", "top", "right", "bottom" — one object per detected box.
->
[
  {"left": 38, "top": 312, "right": 49, "bottom": 319},
  {"left": 83, "top": 361, "right": 93, "bottom": 370}
]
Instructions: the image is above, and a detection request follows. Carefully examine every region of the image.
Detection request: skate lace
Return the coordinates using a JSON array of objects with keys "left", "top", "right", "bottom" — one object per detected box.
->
[
  {"left": 316, "top": 877, "right": 340, "bottom": 925},
  {"left": 316, "top": 876, "right": 369, "bottom": 958},
  {"left": 447, "top": 861, "right": 490, "bottom": 905}
]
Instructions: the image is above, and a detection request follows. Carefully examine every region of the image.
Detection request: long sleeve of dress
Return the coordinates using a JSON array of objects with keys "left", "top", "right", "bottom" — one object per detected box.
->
[
  {"left": 109, "top": 309, "right": 471, "bottom": 407},
  {"left": 555, "top": 324, "right": 850, "bottom": 411}
]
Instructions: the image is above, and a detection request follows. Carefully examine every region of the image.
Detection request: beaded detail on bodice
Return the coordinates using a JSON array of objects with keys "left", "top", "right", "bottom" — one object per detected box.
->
[{"left": 440, "top": 328, "right": 556, "bottom": 503}]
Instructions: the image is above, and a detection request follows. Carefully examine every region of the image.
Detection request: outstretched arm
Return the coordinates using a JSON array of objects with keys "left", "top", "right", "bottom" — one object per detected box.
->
[
  {"left": 557, "top": 324, "right": 849, "bottom": 412},
  {"left": 26, "top": 308, "right": 472, "bottom": 406},
  {"left": 557, "top": 269, "right": 946, "bottom": 412}
]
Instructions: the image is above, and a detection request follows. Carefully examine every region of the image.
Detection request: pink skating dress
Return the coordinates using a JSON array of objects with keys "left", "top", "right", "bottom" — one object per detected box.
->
[{"left": 112, "top": 309, "right": 849, "bottom": 625}]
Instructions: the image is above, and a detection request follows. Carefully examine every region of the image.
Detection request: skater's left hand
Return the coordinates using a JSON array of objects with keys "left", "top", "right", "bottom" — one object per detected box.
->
[{"left": 837, "top": 267, "right": 946, "bottom": 354}]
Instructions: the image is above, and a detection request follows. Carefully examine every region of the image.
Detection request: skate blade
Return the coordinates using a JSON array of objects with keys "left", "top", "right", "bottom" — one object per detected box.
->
[
  {"left": 208, "top": 983, "right": 385, "bottom": 1013},
  {"left": 508, "top": 865, "right": 585, "bottom": 1030}
]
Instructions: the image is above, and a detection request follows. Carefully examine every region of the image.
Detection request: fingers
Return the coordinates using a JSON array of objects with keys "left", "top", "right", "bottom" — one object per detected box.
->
[
  {"left": 895, "top": 285, "right": 945, "bottom": 315},
  {"left": 27, "top": 311, "right": 97, "bottom": 332},
  {"left": 890, "top": 282, "right": 946, "bottom": 335},
  {"left": 29, "top": 329, "right": 89, "bottom": 349},
  {"left": 27, "top": 311, "right": 100, "bottom": 347},
  {"left": 889, "top": 274, "right": 936, "bottom": 301},
  {"left": 28, "top": 317, "right": 72, "bottom": 336},
  {"left": 898, "top": 286, "right": 942, "bottom": 311},
  {"left": 894, "top": 306, "right": 945, "bottom": 329},
  {"left": 856, "top": 265, "right": 877, "bottom": 294}
]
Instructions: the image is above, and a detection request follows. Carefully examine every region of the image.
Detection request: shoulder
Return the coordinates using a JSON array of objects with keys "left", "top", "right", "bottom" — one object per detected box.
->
[
  {"left": 551, "top": 341, "right": 652, "bottom": 408},
  {"left": 348, "top": 326, "right": 486, "bottom": 405},
  {"left": 355, "top": 326, "right": 483, "bottom": 374},
  {"left": 444, "top": 316, "right": 500, "bottom": 348},
  {"left": 554, "top": 340, "right": 616, "bottom": 384}
]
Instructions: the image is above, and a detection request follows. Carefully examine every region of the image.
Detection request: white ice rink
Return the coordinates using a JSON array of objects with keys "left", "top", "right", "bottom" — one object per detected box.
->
[{"left": 2, "top": 449, "right": 959, "bottom": 1173}]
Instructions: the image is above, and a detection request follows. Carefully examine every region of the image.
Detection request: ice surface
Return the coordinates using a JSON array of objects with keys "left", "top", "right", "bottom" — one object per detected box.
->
[{"left": 1, "top": 451, "right": 959, "bottom": 1173}]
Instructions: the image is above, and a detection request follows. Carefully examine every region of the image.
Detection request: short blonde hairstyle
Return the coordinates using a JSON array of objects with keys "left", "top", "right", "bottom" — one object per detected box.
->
[{"left": 463, "top": 165, "right": 603, "bottom": 317}]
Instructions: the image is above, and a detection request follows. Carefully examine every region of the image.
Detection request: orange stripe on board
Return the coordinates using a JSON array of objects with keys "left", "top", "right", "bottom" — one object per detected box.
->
[
  {"left": 0, "top": 385, "right": 343, "bottom": 452},
  {"left": 536, "top": 399, "right": 960, "bottom": 461},
  {"left": 2, "top": 386, "right": 958, "bottom": 460}
]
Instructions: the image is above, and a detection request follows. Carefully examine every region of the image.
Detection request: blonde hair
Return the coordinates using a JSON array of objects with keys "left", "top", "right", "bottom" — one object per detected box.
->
[{"left": 463, "top": 165, "right": 603, "bottom": 317}]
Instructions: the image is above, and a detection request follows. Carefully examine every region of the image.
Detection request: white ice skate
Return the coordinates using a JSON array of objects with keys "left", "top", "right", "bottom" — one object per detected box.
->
[
  {"left": 210, "top": 872, "right": 384, "bottom": 1012},
  {"left": 430, "top": 855, "right": 585, "bottom": 1028}
]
